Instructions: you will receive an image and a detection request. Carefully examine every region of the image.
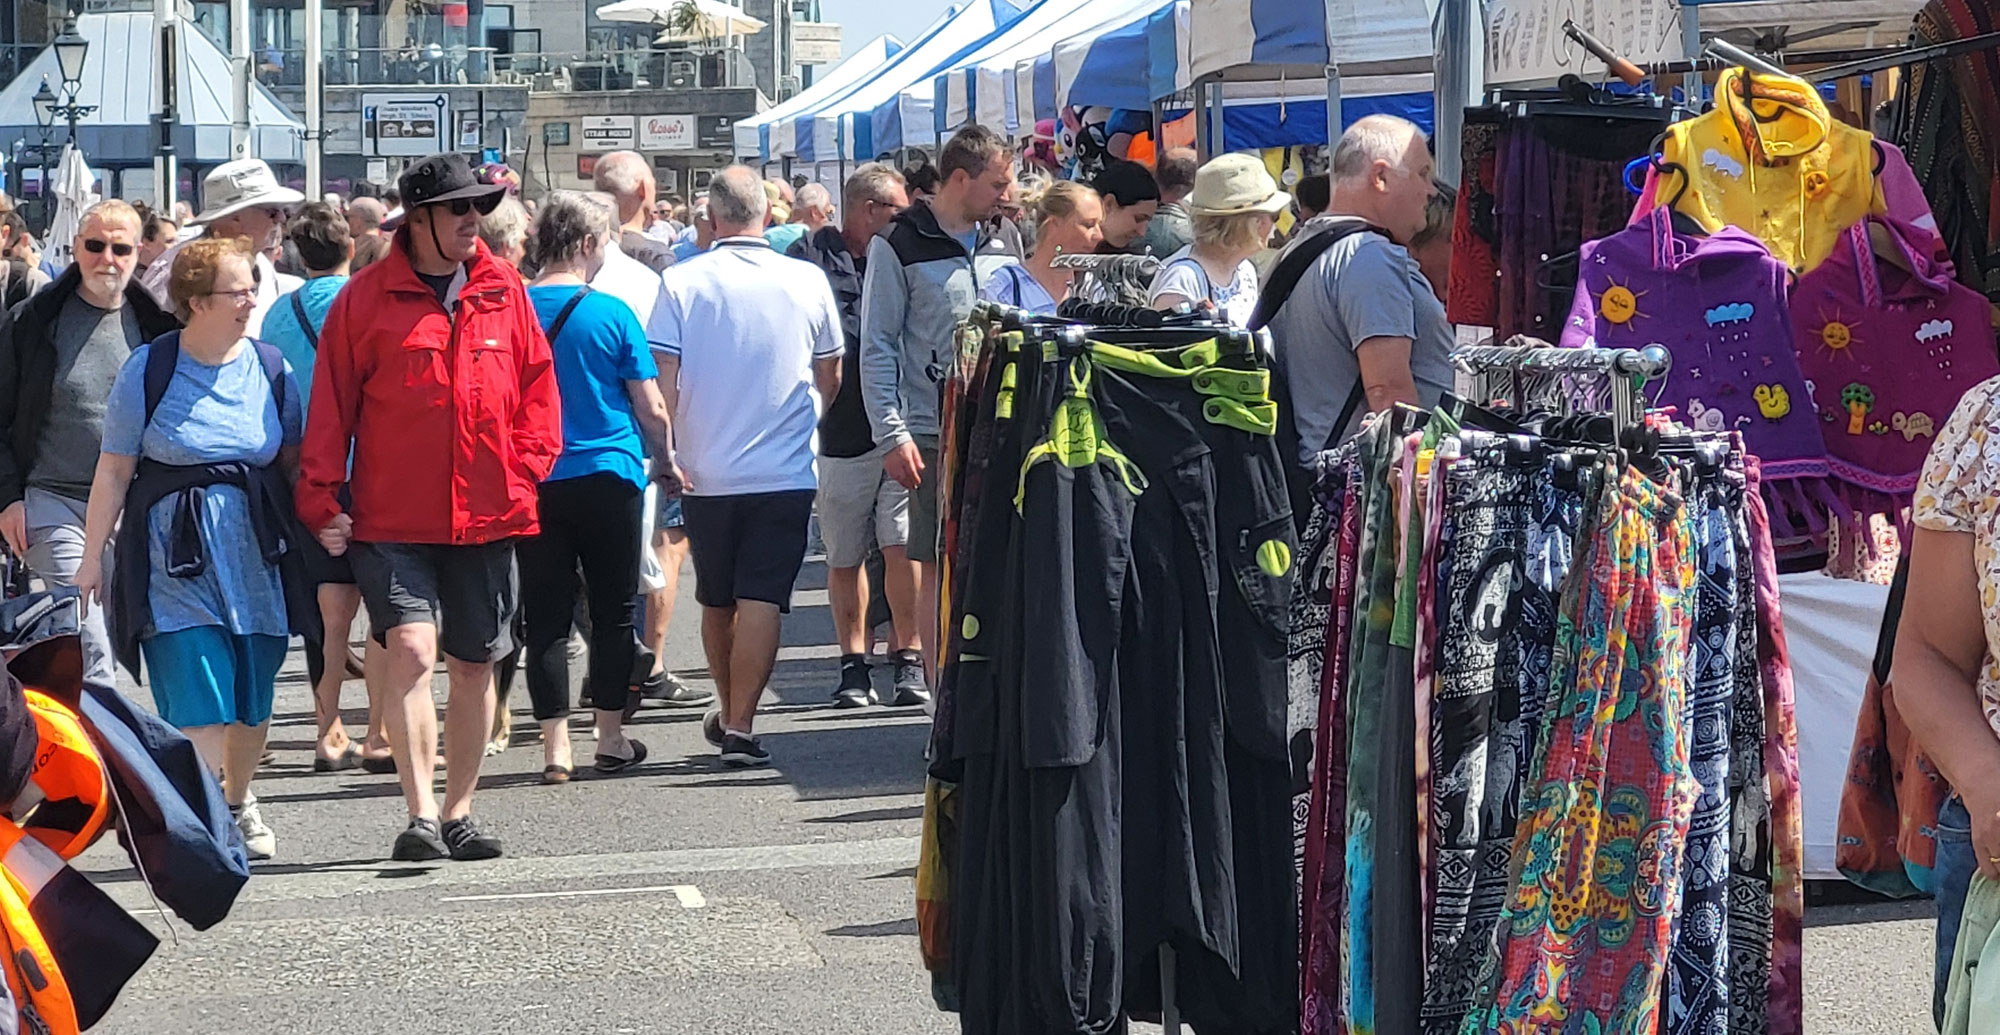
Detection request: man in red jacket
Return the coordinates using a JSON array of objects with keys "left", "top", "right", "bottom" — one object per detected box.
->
[{"left": 297, "top": 153, "right": 561, "bottom": 862}]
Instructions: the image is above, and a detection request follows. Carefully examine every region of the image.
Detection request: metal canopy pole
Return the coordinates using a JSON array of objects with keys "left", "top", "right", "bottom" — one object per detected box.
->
[
  {"left": 1434, "top": 0, "right": 1473, "bottom": 184},
  {"left": 305, "top": 0, "right": 323, "bottom": 195},
  {"left": 1680, "top": 3, "right": 1703, "bottom": 106},
  {"left": 1324, "top": 64, "right": 1342, "bottom": 156},
  {"left": 154, "top": 0, "right": 177, "bottom": 208},
  {"left": 230, "top": 0, "right": 251, "bottom": 157}
]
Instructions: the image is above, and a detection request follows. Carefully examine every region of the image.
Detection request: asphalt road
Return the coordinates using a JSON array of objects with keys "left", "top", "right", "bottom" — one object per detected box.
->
[{"left": 73, "top": 553, "right": 1943, "bottom": 1034}]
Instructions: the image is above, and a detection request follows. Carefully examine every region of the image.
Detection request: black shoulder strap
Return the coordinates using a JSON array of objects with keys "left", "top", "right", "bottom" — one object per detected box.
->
[
  {"left": 1248, "top": 221, "right": 1386, "bottom": 332},
  {"left": 142, "top": 335, "right": 180, "bottom": 430},
  {"left": 289, "top": 291, "right": 318, "bottom": 350},
  {"left": 145, "top": 336, "right": 289, "bottom": 431},
  {"left": 546, "top": 286, "right": 592, "bottom": 343}
]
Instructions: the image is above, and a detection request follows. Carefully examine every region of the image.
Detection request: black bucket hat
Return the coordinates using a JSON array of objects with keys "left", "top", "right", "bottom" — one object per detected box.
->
[{"left": 398, "top": 153, "right": 506, "bottom": 210}]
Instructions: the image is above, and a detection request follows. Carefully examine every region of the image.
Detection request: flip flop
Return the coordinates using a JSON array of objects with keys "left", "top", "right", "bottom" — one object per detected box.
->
[
  {"left": 313, "top": 746, "right": 364, "bottom": 773},
  {"left": 541, "top": 764, "right": 574, "bottom": 785},
  {"left": 592, "top": 738, "right": 649, "bottom": 775}
]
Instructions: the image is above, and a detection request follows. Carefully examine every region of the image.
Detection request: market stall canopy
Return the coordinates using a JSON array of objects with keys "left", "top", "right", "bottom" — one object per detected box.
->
[
  {"left": 928, "top": 0, "right": 1161, "bottom": 135},
  {"left": 594, "top": 0, "right": 769, "bottom": 38},
  {"left": 794, "top": 0, "right": 1033, "bottom": 162},
  {"left": 1166, "top": 76, "right": 1435, "bottom": 149},
  {"left": 1042, "top": 0, "right": 1186, "bottom": 115},
  {"left": 1688, "top": 0, "right": 1927, "bottom": 52},
  {"left": 0, "top": 11, "right": 303, "bottom": 165},
  {"left": 1189, "top": 0, "right": 1433, "bottom": 83},
  {"left": 734, "top": 33, "right": 905, "bottom": 162}
]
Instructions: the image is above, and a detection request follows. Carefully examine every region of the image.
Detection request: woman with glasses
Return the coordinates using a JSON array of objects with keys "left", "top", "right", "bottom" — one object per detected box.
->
[{"left": 73, "top": 236, "right": 308, "bottom": 862}]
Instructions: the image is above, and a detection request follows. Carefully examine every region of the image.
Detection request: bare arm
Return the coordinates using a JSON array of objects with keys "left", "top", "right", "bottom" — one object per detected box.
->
[
  {"left": 623, "top": 376, "right": 679, "bottom": 481},
  {"left": 1354, "top": 335, "right": 1422, "bottom": 415},
  {"left": 813, "top": 354, "right": 842, "bottom": 409},
  {"left": 73, "top": 452, "right": 137, "bottom": 613},
  {"left": 1896, "top": 526, "right": 2000, "bottom": 878}
]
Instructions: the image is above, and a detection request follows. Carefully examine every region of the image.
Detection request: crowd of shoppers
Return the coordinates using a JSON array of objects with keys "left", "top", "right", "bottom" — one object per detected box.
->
[{"left": 0, "top": 110, "right": 1459, "bottom": 869}]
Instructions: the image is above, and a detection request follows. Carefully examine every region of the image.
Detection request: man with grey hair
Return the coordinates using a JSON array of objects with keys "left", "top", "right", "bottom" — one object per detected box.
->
[
  {"left": 593, "top": 150, "right": 676, "bottom": 273},
  {"left": 1263, "top": 114, "right": 1449, "bottom": 513},
  {"left": 795, "top": 183, "right": 833, "bottom": 233},
  {"left": 347, "top": 196, "right": 388, "bottom": 243},
  {"left": 789, "top": 162, "right": 920, "bottom": 708},
  {"left": 659, "top": 165, "right": 842, "bottom": 767},
  {"left": 0, "top": 198, "right": 179, "bottom": 684}
]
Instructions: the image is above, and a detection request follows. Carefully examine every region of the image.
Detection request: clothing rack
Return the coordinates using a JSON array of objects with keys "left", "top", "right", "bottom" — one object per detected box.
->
[{"left": 1451, "top": 338, "right": 1672, "bottom": 430}]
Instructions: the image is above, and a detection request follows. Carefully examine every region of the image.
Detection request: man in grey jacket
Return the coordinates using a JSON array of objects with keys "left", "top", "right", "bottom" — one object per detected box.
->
[{"left": 857, "top": 125, "right": 1016, "bottom": 684}]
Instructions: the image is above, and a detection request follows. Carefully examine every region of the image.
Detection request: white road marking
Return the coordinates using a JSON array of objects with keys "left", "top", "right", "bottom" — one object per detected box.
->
[{"left": 441, "top": 883, "right": 706, "bottom": 906}]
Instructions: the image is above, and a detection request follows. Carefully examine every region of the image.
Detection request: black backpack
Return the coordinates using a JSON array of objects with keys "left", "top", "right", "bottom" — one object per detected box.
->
[
  {"left": 143, "top": 332, "right": 288, "bottom": 430},
  {"left": 1250, "top": 220, "right": 1389, "bottom": 527}
]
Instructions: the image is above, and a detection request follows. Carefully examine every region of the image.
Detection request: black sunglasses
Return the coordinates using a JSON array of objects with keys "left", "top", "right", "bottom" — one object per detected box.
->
[
  {"left": 442, "top": 193, "right": 504, "bottom": 217},
  {"left": 82, "top": 239, "right": 135, "bottom": 257}
]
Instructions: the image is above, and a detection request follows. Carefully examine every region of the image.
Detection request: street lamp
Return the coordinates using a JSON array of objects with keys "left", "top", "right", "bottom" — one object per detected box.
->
[
  {"left": 52, "top": 20, "right": 87, "bottom": 92},
  {"left": 31, "top": 78, "right": 54, "bottom": 134}
]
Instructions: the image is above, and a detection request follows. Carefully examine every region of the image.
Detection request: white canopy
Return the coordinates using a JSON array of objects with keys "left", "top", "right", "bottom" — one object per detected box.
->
[
  {"left": 733, "top": 33, "right": 905, "bottom": 161},
  {"left": 926, "top": 0, "right": 1162, "bottom": 135},
  {"left": 1189, "top": 0, "right": 1433, "bottom": 82}
]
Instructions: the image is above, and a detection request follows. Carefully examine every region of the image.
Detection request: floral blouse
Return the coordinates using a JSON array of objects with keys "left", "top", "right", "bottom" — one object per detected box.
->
[{"left": 1914, "top": 374, "right": 2000, "bottom": 738}]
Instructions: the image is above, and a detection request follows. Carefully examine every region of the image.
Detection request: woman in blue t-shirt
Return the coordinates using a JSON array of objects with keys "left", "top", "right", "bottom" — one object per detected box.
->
[{"left": 520, "top": 191, "right": 680, "bottom": 783}]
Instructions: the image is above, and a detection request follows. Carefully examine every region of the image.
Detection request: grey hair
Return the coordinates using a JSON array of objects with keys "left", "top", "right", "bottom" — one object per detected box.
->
[
  {"left": 842, "top": 162, "right": 905, "bottom": 213},
  {"left": 797, "top": 183, "right": 833, "bottom": 216},
  {"left": 592, "top": 150, "right": 650, "bottom": 202},
  {"left": 477, "top": 196, "right": 530, "bottom": 255},
  {"left": 531, "top": 190, "right": 614, "bottom": 269},
  {"left": 80, "top": 198, "right": 141, "bottom": 234},
  {"left": 707, "top": 166, "right": 769, "bottom": 229},
  {"left": 1411, "top": 179, "right": 1457, "bottom": 249},
  {"left": 1331, "top": 114, "right": 1423, "bottom": 185}
]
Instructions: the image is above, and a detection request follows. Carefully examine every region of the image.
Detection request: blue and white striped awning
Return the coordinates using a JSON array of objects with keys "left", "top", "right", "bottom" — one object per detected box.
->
[
  {"left": 794, "top": 0, "right": 1032, "bottom": 162},
  {"left": 926, "top": 0, "right": 1161, "bottom": 135},
  {"left": 1043, "top": 0, "right": 1186, "bottom": 116},
  {"left": 733, "top": 33, "right": 905, "bottom": 162},
  {"left": 1188, "top": 0, "right": 1432, "bottom": 82}
]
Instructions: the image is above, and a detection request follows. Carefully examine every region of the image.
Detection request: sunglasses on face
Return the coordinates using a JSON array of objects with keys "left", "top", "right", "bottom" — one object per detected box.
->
[
  {"left": 442, "top": 193, "right": 504, "bottom": 217},
  {"left": 82, "top": 239, "right": 135, "bottom": 257}
]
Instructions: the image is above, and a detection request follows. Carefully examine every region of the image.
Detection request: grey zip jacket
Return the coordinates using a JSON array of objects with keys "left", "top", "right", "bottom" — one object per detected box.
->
[{"left": 857, "top": 202, "right": 1019, "bottom": 447}]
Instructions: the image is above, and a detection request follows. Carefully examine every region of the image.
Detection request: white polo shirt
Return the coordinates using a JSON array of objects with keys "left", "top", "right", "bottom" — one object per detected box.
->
[
  {"left": 589, "top": 238, "right": 671, "bottom": 352},
  {"left": 654, "top": 236, "right": 842, "bottom": 497}
]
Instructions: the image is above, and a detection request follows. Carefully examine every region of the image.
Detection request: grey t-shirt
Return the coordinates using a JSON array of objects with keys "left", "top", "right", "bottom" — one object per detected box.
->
[
  {"left": 1268, "top": 217, "right": 1453, "bottom": 463},
  {"left": 30, "top": 293, "right": 139, "bottom": 500}
]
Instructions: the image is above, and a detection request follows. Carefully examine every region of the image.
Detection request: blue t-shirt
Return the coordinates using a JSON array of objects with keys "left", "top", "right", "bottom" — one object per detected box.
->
[
  {"left": 528, "top": 285, "right": 658, "bottom": 487},
  {"left": 101, "top": 341, "right": 305, "bottom": 638},
  {"left": 258, "top": 275, "right": 347, "bottom": 403},
  {"left": 982, "top": 263, "right": 1060, "bottom": 315},
  {"left": 672, "top": 239, "right": 705, "bottom": 264}
]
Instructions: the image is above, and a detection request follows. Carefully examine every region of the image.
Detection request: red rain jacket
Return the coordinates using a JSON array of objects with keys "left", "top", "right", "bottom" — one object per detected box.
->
[{"left": 296, "top": 234, "right": 560, "bottom": 544}]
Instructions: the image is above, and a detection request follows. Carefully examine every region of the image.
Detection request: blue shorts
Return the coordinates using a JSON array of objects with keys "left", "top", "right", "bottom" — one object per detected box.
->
[{"left": 141, "top": 627, "right": 287, "bottom": 728}]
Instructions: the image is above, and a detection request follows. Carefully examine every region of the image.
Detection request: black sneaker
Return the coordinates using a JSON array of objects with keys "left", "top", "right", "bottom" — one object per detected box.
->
[
  {"left": 719, "top": 733, "right": 770, "bottom": 768},
  {"left": 702, "top": 707, "right": 725, "bottom": 748},
  {"left": 832, "top": 655, "right": 875, "bottom": 709},
  {"left": 890, "top": 650, "right": 931, "bottom": 707},
  {"left": 391, "top": 817, "right": 447, "bottom": 862},
  {"left": 642, "top": 671, "right": 715, "bottom": 708},
  {"left": 441, "top": 816, "right": 504, "bottom": 861}
]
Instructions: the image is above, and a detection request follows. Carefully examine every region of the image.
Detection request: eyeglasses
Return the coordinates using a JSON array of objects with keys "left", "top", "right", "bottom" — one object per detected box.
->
[
  {"left": 259, "top": 207, "right": 288, "bottom": 222},
  {"left": 81, "top": 239, "right": 135, "bottom": 257},
  {"left": 441, "top": 193, "right": 504, "bottom": 217},
  {"left": 205, "top": 288, "right": 257, "bottom": 303}
]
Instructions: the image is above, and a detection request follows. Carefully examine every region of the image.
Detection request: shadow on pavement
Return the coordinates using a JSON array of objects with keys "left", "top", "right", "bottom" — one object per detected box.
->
[{"left": 827, "top": 917, "right": 918, "bottom": 938}]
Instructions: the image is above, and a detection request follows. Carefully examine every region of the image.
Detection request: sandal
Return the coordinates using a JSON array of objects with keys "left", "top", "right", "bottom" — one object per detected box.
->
[
  {"left": 592, "top": 738, "right": 649, "bottom": 775},
  {"left": 541, "top": 764, "right": 574, "bottom": 785},
  {"left": 313, "top": 745, "right": 364, "bottom": 773}
]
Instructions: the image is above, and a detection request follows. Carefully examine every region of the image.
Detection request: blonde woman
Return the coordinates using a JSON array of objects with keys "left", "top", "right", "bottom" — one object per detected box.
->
[
  {"left": 983, "top": 179, "right": 1103, "bottom": 315},
  {"left": 1149, "top": 154, "right": 1289, "bottom": 327}
]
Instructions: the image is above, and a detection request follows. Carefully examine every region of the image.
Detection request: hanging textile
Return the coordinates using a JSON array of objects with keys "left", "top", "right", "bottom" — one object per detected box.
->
[
  {"left": 930, "top": 303, "right": 1298, "bottom": 1035},
  {"left": 1899, "top": 0, "right": 2000, "bottom": 302},
  {"left": 1282, "top": 343, "right": 1806, "bottom": 1035},
  {"left": 1560, "top": 206, "right": 1842, "bottom": 541},
  {"left": 1655, "top": 67, "right": 1884, "bottom": 274}
]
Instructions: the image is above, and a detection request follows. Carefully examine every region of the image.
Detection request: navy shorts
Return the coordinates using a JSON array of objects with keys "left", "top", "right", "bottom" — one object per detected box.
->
[{"left": 682, "top": 491, "right": 814, "bottom": 612}]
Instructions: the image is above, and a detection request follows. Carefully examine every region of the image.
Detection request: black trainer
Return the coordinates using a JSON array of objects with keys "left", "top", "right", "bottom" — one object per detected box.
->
[
  {"left": 832, "top": 654, "right": 875, "bottom": 709},
  {"left": 702, "top": 708, "right": 725, "bottom": 748},
  {"left": 391, "top": 817, "right": 447, "bottom": 862},
  {"left": 890, "top": 650, "right": 931, "bottom": 707},
  {"left": 719, "top": 733, "right": 770, "bottom": 768},
  {"left": 441, "top": 816, "right": 504, "bottom": 861}
]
